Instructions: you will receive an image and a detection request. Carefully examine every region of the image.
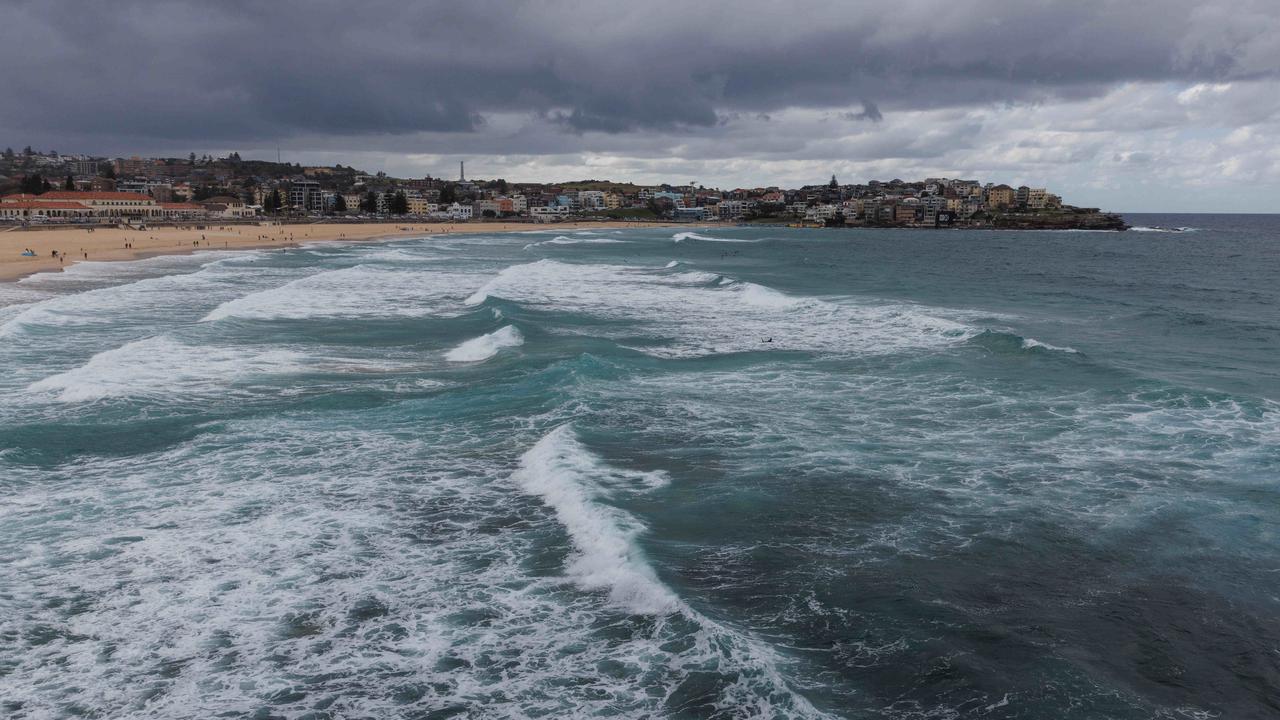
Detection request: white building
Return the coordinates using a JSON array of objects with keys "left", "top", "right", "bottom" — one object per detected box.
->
[
  {"left": 717, "top": 200, "right": 751, "bottom": 219},
  {"left": 577, "top": 190, "right": 607, "bottom": 210},
  {"left": 804, "top": 204, "right": 840, "bottom": 222},
  {"left": 531, "top": 206, "right": 572, "bottom": 222}
]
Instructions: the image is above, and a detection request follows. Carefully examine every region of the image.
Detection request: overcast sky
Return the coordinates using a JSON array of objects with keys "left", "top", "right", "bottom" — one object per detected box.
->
[{"left": 4, "top": 0, "right": 1279, "bottom": 211}]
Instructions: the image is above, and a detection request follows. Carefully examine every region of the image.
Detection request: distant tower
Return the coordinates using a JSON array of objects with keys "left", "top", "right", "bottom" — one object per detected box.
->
[
  {"left": 829, "top": 174, "right": 839, "bottom": 189},
  {"left": 460, "top": 161, "right": 465, "bottom": 182}
]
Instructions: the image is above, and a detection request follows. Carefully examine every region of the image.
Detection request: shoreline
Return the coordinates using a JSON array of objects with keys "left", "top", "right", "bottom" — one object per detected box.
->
[
  {"left": 1, "top": 216, "right": 1136, "bottom": 284},
  {"left": 0, "top": 220, "right": 688, "bottom": 284}
]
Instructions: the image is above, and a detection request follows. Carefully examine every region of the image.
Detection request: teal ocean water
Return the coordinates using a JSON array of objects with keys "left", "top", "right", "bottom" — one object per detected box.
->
[{"left": 1, "top": 216, "right": 1277, "bottom": 718}]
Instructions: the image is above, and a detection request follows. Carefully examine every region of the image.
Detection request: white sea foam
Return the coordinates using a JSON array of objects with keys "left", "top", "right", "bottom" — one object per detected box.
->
[
  {"left": 0, "top": 292, "right": 51, "bottom": 327},
  {"left": 513, "top": 425, "right": 678, "bottom": 614},
  {"left": 673, "top": 231, "right": 754, "bottom": 242},
  {"left": 1021, "top": 337, "right": 1079, "bottom": 353},
  {"left": 355, "top": 245, "right": 450, "bottom": 263},
  {"left": 523, "top": 236, "right": 630, "bottom": 250},
  {"left": 0, "top": 414, "right": 832, "bottom": 718},
  {"left": 444, "top": 325, "right": 525, "bottom": 362},
  {"left": 1, "top": 257, "right": 250, "bottom": 336},
  {"left": 202, "top": 264, "right": 479, "bottom": 322},
  {"left": 464, "top": 259, "right": 971, "bottom": 358},
  {"left": 16, "top": 250, "right": 241, "bottom": 288},
  {"left": 739, "top": 282, "right": 801, "bottom": 308},
  {"left": 509, "top": 425, "right": 831, "bottom": 716},
  {"left": 26, "top": 336, "right": 308, "bottom": 402}
]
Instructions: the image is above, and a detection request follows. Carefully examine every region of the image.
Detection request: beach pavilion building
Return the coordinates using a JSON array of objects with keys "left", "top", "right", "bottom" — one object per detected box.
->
[{"left": 0, "top": 191, "right": 164, "bottom": 221}]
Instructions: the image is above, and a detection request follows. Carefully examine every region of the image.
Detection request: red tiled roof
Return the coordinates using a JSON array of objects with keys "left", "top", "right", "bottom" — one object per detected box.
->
[
  {"left": 161, "top": 202, "right": 204, "bottom": 209},
  {"left": 1, "top": 200, "right": 93, "bottom": 209},
  {"left": 39, "top": 191, "right": 155, "bottom": 202}
]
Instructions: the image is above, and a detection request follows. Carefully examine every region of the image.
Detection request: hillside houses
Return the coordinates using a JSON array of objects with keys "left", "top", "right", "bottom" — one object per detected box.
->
[{"left": 1, "top": 147, "right": 1077, "bottom": 227}]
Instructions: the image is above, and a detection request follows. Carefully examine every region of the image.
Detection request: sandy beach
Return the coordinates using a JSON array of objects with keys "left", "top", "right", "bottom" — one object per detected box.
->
[{"left": 0, "top": 220, "right": 676, "bottom": 282}]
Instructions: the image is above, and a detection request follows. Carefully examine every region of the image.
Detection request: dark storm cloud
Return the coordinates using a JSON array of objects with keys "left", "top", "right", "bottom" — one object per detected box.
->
[{"left": 1, "top": 0, "right": 1277, "bottom": 149}]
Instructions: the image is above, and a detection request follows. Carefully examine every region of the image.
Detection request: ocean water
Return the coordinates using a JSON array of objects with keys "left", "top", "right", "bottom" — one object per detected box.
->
[{"left": 1, "top": 215, "right": 1278, "bottom": 719}]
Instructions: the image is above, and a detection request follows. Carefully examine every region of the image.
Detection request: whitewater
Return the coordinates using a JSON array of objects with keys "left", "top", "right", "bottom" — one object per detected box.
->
[{"left": 1, "top": 216, "right": 1278, "bottom": 719}]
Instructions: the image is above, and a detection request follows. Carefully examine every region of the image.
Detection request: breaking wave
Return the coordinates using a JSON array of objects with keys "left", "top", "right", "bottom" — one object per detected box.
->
[
  {"left": 511, "top": 425, "right": 832, "bottom": 717},
  {"left": 26, "top": 336, "right": 308, "bottom": 403},
  {"left": 672, "top": 231, "right": 756, "bottom": 243},
  {"left": 513, "top": 424, "right": 677, "bottom": 614},
  {"left": 523, "top": 236, "right": 630, "bottom": 250},
  {"left": 969, "top": 329, "right": 1081, "bottom": 356},
  {"left": 444, "top": 325, "right": 525, "bottom": 362},
  {"left": 463, "top": 259, "right": 971, "bottom": 358},
  {"left": 202, "top": 264, "right": 478, "bottom": 322}
]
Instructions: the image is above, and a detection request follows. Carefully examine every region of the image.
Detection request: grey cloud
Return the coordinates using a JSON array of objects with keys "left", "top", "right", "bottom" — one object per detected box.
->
[
  {"left": 841, "top": 102, "right": 883, "bottom": 123},
  {"left": 1114, "top": 151, "right": 1155, "bottom": 164},
  {"left": 4, "top": 0, "right": 1280, "bottom": 150}
]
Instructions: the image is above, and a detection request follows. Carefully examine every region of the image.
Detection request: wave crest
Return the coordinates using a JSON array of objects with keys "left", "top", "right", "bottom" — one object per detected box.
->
[
  {"left": 673, "top": 231, "right": 755, "bottom": 243},
  {"left": 512, "top": 425, "right": 678, "bottom": 614},
  {"left": 444, "top": 325, "right": 525, "bottom": 362}
]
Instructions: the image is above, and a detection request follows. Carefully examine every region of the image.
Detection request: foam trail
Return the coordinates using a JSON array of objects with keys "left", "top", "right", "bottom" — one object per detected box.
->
[
  {"left": 1022, "top": 337, "right": 1079, "bottom": 353},
  {"left": 1, "top": 259, "right": 246, "bottom": 336},
  {"left": 513, "top": 425, "right": 679, "bottom": 614},
  {"left": 673, "top": 231, "right": 761, "bottom": 243},
  {"left": 511, "top": 426, "right": 832, "bottom": 717},
  {"left": 202, "top": 264, "right": 476, "bottom": 321},
  {"left": 462, "top": 260, "right": 972, "bottom": 359},
  {"left": 27, "top": 336, "right": 306, "bottom": 402},
  {"left": 444, "top": 325, "right": 525, "bottom": 362},
  {"left": 523, "top": 236, "right": 629, "bottom": 250}
]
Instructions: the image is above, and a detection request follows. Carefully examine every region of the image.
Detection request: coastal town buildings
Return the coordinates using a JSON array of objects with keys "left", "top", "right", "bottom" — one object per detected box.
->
[
  {"left": 288, "top": 181, "right": 324, "bottom": 212},
  {"left": 0, "top": 148, "right": 1101, "bottom": 228},
  {"left": 986, "top": 184, "right": 1015, "bottom": 208}
]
